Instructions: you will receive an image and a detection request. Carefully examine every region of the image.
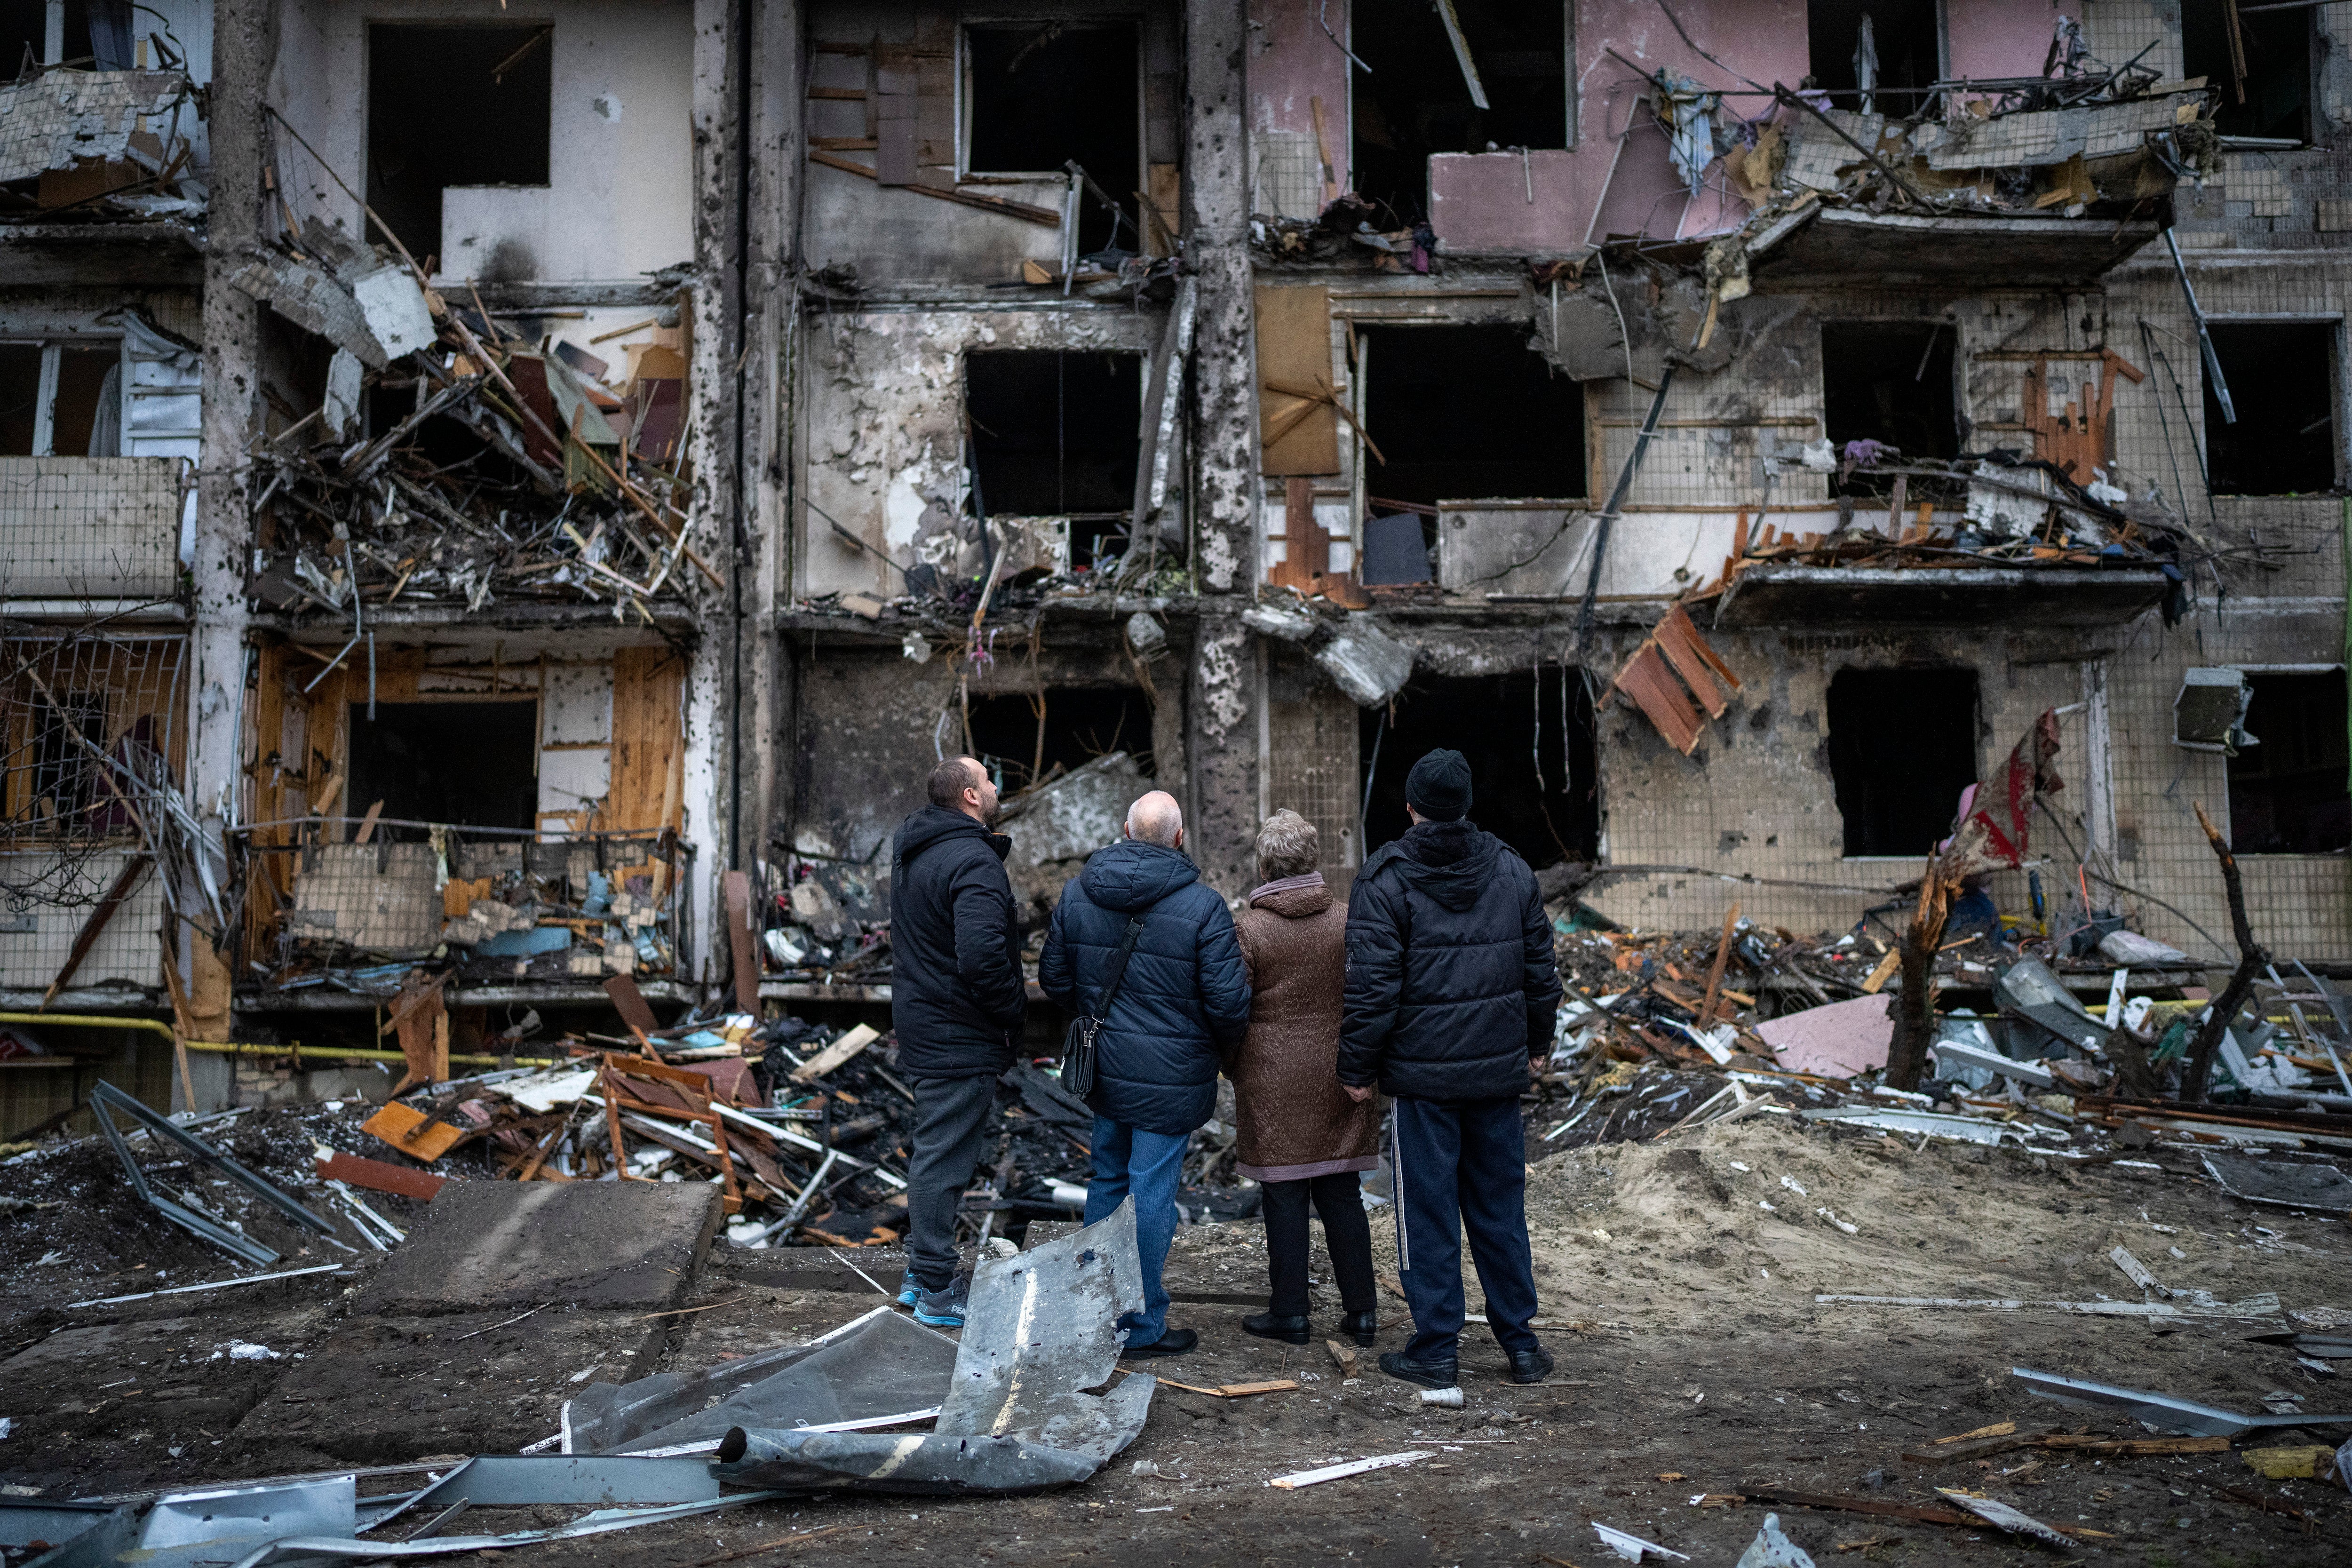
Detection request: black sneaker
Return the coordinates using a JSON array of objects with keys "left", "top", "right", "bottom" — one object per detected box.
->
[
  {"left": 1507, "top": 1345, "right": 1555, "bottom": 1385},
  {"left": 1339, "top": 1309, "right": 1377, "bottom": 1346},
  {"left": 1242, "top": 1313, "right": 1310, "bottom": 1345},
  {"left": 1122, "top": 1327, "right": 1198, "bottom": 1359},
  {"left": 1378, "top": 1349, "right": 1458, "bottom": 1390}
]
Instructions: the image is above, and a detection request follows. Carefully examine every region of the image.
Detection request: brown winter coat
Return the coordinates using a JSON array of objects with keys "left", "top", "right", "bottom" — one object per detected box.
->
[{"left": 1229, "top": 879, "right": 1382, "bottom": 1180}]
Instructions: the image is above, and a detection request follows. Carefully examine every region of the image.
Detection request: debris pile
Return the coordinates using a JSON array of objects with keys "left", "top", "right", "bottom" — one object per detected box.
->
[
  {"left": 0, "top": 60, "right": 206, "bottom": 222},
  {"left": 235, "top": 220, "right": 703, "bottom": 622}
]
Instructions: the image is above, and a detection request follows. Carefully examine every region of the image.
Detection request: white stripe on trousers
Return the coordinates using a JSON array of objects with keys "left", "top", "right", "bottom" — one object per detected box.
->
[{"left": 1388, "top": 1102, "right": 1408, "bottom": 1274}]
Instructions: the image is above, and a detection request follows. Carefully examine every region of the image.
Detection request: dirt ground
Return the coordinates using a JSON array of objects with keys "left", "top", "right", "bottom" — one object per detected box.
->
[{"left": 5, "top": 1112, "right": 2349, "bottom": 1567}]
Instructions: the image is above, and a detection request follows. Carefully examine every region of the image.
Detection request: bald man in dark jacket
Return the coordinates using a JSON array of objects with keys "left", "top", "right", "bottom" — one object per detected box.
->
[{"left": 1342, "top": 748, "right": 1561, "bottom": 1392}]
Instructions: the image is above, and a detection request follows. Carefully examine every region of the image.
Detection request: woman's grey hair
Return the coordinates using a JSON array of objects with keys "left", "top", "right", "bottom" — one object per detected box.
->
[{"left": 1255, "top": 809, "right": 1319, "bottom": 882}]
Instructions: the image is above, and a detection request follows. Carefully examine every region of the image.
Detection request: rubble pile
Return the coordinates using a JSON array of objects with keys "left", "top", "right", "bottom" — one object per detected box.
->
[{"left": 236, "top": 221, "right": 700, "bottom": 622}]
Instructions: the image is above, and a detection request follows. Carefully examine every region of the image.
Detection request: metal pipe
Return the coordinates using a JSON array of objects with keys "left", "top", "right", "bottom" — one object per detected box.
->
[{"left": 0, "top": 1014, "right": 557, "bottom": 1069}]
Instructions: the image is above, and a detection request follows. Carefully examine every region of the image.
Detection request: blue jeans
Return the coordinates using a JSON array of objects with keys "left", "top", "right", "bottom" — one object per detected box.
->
[{"left": 1082, "top": 1114, "right": 1188, "bottom": 1346}]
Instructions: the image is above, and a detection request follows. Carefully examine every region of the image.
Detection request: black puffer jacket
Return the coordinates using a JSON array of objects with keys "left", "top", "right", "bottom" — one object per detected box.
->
[
  {"left": 1338, "top": 820, "right": 1562, "bottom": 1102},
  {"left": 1039, "top": 840, "right": 1251, "bottom": 1136},
  {"left": 889, "top": 805, "right": 1025, "bottom": 1079}
]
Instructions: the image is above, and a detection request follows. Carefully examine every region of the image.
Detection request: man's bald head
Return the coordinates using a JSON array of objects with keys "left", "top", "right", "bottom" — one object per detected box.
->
[{"left": 1125, "top": 790, "right": 1184, "bottom": 848}]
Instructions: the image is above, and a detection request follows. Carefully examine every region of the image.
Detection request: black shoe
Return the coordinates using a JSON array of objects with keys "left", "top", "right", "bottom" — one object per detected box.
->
[
  {"left": 1508, "top": 1345, "right": 1555, "bottom": 1385},
  {"left": 1378, "top": 1349, "right": 1458, "bottom": 1390},
  {"left": 1339, "top": 1309, "right": 1377, "bottom": 1347},
  {"left": 1242, "top": 1312, "right": 1310, "bottom": 1345},
  {"left": 1122, "top": 1327, "right": 1198, "bottom": 1359}
]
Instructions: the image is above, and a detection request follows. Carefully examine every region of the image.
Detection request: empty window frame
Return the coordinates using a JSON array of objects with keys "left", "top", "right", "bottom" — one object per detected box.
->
[
  {"left": 1351, "top": 0, "right": 1570, "bottom": 226},
  {"left": 2202, "top": 321, "right": 2339, "bottom": 495},
  {"left": 1820, "top": 322, "right": 1957, "bottom": 495},
  {"left": 1824, "top": 666, "right": 1978, "bottom": 857},
  {"left": 1807, "top": 0, "right": 1942, "bottom": 117},
  {"left": 365, "top": 24, "right": 554, "bottom": 268},
  {"left": 964, "top": 21, "right": 1139, "bottom": 255},
  {"left": 967, "top": 350, "right": 1141, "bottom": 565},
  {"left": 1358, "top": 324, "right": 1585, "bottom": 509},
  {"left": 1359, "top": 666, "right": 1597, "bottom": 866},
  {"left": 2184, "top": 0, "right": 2311, "bottom": 143},
  {"left": 2227, "top": 669, "right": 2350, "bottom": 854},
  {"left": 1, "top": 0, "right": 137, "bottom": 73},
  {"left": 0, "top": 340, "right": 122, "bottom": 457},
  {"left": 963, "top": 685, "right": 1155, "bottom": 795},
  {"left": 345, "top": 701, "right": 539, "bottom": 835}
]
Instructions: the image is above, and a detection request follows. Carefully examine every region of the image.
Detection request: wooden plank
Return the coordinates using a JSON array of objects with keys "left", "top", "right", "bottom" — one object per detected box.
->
[
  {"left": 318, "top": 1149, "right": 447, "bottom": 1201},
  {"left": 609, "top": 646, "right": 683, "bottom": 831},
  {"left": 790, "top": 1023, "right": 881, "bottom": 1083},
  {"left": 1658, "top": 604, "right": 1741, "bottom": 690},
  {"left": 1612, "top": 642, "right": 1703, "bottom": 755},
  {"left": 1255, "top": 285, "right": 1338, "bottom": 476},
  {"left": 1653, "top": 615, "right": 1728, "bottom": 718},
  {"left": 362, "top": 1100, "right": 471, "bottom": 1164},
  {"left": 352, "top": 799, "right": 385, "bottom": 844},
  {"left": 724, "top": 870, "right": 759, "bottom": 1014},
  {"left": 874, "top": 44, "right": 918, "bottom": 185},
  {"left": 1699, "top": 901, "right": 1740, "bottom": 1024},
  {"left": 604, "top": 973, "right": 663, "bottom": 1035}
]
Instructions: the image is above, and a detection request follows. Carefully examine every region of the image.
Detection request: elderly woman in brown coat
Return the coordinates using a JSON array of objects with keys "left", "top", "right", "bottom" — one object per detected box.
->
[{"left": 1228, "top": 809, "right": 1381, "bottom": 1346}]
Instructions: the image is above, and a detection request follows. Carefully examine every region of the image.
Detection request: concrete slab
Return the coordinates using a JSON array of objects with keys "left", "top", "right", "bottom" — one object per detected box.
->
[
  {"left": 351, "top": 1181, "right": 722, "bottom": 1316},
  {"left": 230, "top": 1305, "right": 666, "bottom": 1464}
]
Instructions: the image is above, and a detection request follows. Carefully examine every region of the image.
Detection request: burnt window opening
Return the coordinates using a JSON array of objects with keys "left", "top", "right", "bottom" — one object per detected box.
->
[
  {"left": 0, "top": 341, "right": 120, "bottom": 456},
  {"left": 964, "top": 686, "right": 1156, "bottom": 796},
  {"left": 2202, "top": 322, "right": 2338, "bottom": 495},
  {"left": 1820, "top": 322, "right": 1957, "bottom": 496},
  {"left": 1350, "top": 0, "right": 1569, "bottom": 227},
  {"left": 366, "top": 24, "right": 553, "bottom": 269},
  {"left": 2228, "top": 670, "right": 2350, "bottom": 854},
  {"left": 1360, "top": 668, "right": 1597, "bottom": 868},
  {"left": 2184, "top": 1, "right": 2310, "bottom": 143},
  {"left": 1359, "top": 325, "right": 1585, "bottom": 559},
  {"left": 967, "top": 351, "right": 1141, "bottom": 566},
  {"left": 1825, "top": 667, "right": 1978, "bottom": 857},
  {"left": 346, "top": 701, "right": 539, "bottom": 837},
  {"left": 1806, "top": 0, "right": 1942, "bottom": 116},
  {"left": 965, "top": 23, "right": 1139, "bottom": 255},
  {"left": 26, "top": 692, "right": 106, "bottom": 828},
  {"left": 1, "top": 0, "right": 136, "bottom": 74}
]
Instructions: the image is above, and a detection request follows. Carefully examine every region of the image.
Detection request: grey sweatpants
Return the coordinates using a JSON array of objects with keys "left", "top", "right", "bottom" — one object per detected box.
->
[{"left": 904, "top": 1073, "right": 997, "bottom": 1291}]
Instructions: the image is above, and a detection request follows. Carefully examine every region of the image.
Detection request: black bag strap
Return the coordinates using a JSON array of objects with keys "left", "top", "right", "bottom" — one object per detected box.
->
[{"left": 1091, "top": 916, "right": 1147, "bottom": 1020}]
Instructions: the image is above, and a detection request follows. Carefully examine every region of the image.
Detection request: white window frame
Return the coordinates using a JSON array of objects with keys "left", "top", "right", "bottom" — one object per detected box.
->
[{"left": 3, "top": 337, "right": 127, "bottom": 457}]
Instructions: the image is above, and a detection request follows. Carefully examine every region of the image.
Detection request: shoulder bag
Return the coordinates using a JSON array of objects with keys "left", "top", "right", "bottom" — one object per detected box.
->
[{"left": 1060, "top": 915, "right": 1144, "bottom": 1098}]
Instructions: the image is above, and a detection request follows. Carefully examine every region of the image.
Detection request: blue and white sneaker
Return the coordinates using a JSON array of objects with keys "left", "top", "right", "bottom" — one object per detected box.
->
[
  {"left": 912, "top": 1279, "right": 968, "bottom": 1329},
  {"left": 897, "top": 1269, "right": 921, "bottom": 1308}
]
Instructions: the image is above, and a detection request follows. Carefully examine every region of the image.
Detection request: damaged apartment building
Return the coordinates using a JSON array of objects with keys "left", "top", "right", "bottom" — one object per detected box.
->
[{"left": 3, "top": 0, "right": 2350, "bottom": 1122}]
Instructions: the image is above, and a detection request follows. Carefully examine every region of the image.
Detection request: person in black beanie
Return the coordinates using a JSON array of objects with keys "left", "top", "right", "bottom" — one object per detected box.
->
[{"left": 1340, "top": 748, "right": 1563, "bottom": 1391}]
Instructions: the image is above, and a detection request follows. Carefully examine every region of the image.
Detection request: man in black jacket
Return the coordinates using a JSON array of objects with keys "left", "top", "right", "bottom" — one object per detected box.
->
[
  {"left": 1341, "top": 749, "right": 1562, "bottom": 1390},
  {"left": 890, "top": 755, "right": 1025, "bottom": 1328},
  {"left": 1040, "top": 789, "right": 1250, "bottom": 1358}
]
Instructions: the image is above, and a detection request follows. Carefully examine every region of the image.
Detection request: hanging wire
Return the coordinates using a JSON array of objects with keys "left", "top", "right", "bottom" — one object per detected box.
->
[{"left": 1531, "top": 661, "right": 1545, "bottom": 792}]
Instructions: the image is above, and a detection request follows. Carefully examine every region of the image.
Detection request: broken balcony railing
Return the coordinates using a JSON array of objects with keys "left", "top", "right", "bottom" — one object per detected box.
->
[{"left": 236, "top": 823, "right": 695, "bottom": 987}]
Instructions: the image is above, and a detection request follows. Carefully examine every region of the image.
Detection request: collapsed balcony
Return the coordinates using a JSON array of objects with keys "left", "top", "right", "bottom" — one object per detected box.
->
[
  {"left": 236, "top": 222, "right": 703, "bottom": 624},
  {"left": 0, "top": 55, "right": 206, "bottom": 226},
  {"left": 236, "top": 638, "right": 695, "bottom": 1004}
]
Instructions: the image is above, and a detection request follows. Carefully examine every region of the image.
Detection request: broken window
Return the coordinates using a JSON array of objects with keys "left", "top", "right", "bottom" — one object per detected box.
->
[
  {"left": 1360, "top": 668, "right": 1596, "bottom": 868},
  {"left": 0, "top": 340, "right": 121, "bottom": 456},
  {"left": 1806, "top": 0, "right": 1941, "bottom": 117},
  {"left": 967, "top": 350, "right": 1141, "bottom": 566},
  {"left": 2184, "top": 0, "right": 2310, "bottom": 143},
  {"left": 2227, "top": 670, "right": 2350, "bottom": 854},
  {"left": 1824, "top": 666, "right": 1978, "bottom": 857},
  {"left": 366, "top": 24, "right": 553, "bottom": 268},
  {"left": 2202, "top": 321, "right": 2338, "bottom": 495},
  {"left": 1359, "top": 325, "right": 1585, "bottom": 509},
  {"left": 346, "top": 701, "right": 539, "bottom": 835},
  {"left": 1, "top": 0, "right": 135, "bottom": 72},
  {"left": 964, "top": 686, "right": 1155, "bottom": 795},
  {"left": 1351, "top": 0, "right": 1570, "bottom": 226},
  {"left": 965, "top": 22, "right": 1139, "bottom": 255},
  {"left": 1820, "top": 322, "right": 1956, "bottom": 494}
]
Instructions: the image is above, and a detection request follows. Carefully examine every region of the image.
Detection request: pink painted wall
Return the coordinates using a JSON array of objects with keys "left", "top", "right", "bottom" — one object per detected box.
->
[
  {"left": 1248, "top": 0, "right": 1352, "bottom": 193},
  {"left": 1946, "top": 0, "right": 2063, "bottom": 83}
]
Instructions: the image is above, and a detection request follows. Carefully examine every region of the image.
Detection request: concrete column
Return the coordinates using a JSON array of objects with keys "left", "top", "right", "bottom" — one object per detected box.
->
[
  {"left": 1182, "top": 0, "right": 1261, "bottom": 895},
  {"left": 184, "top": 0, "right": 273, "bottom": 1043}
]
